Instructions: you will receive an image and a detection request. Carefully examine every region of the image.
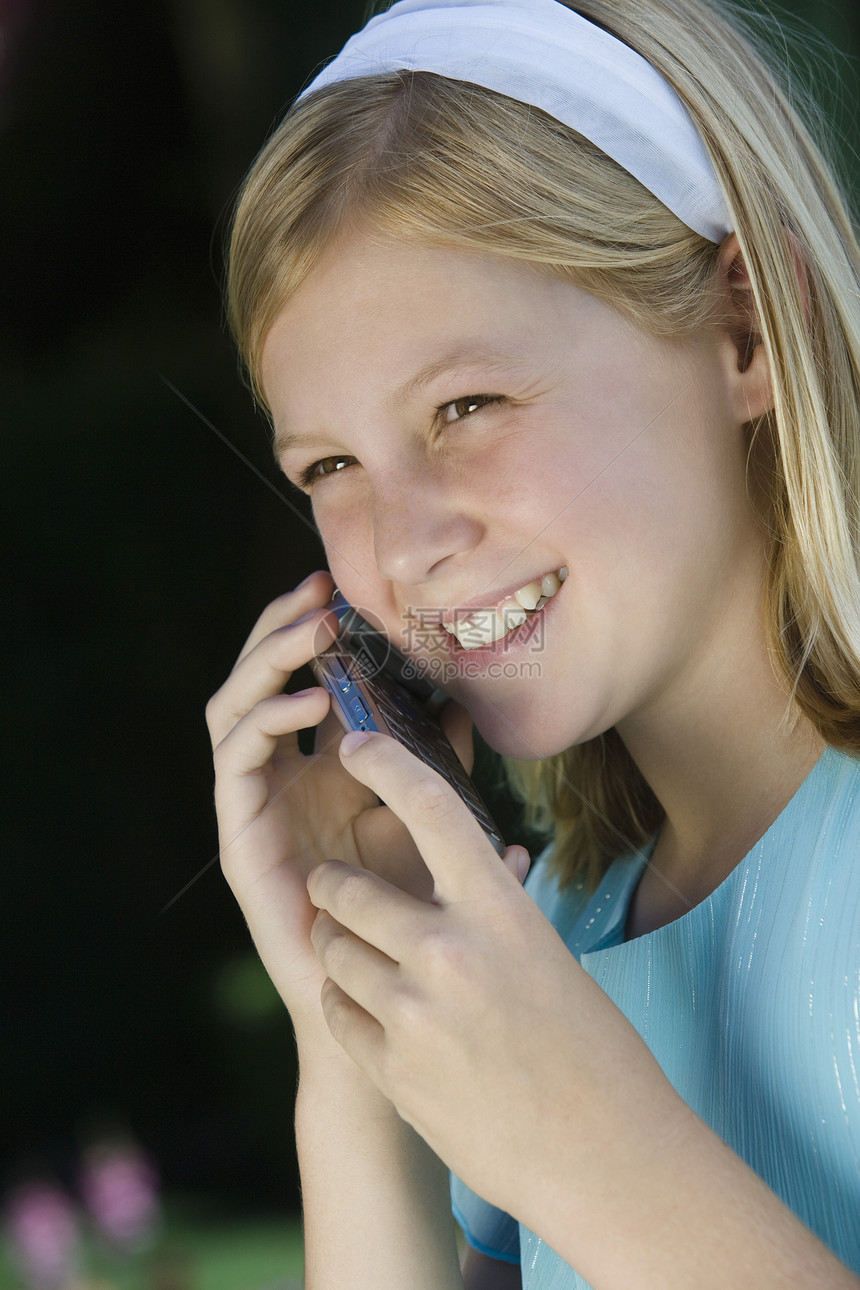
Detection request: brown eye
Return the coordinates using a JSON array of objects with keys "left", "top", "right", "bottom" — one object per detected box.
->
[
  {"left": 443, "top": 394, "right": 500, "bottom": 424},
  {"left": 296, "top": 455, "right": 357, "bottom": 490},
  {"left": 316, "top": 456, "right": 352, "bottom": 475}
]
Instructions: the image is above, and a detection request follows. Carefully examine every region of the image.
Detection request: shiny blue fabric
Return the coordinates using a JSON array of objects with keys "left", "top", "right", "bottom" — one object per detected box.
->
[{"left": 452, "top": 747, "right": 860, "bottom": 1287}]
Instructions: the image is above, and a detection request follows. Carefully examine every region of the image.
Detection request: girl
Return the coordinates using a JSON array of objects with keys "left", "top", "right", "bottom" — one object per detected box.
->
[{"left": 206, "top": 0, "right": 860, "bottom": 1285}]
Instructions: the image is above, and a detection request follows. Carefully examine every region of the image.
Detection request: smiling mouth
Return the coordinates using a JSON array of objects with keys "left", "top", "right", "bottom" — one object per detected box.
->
[{"left": 442, "top": 566, "right": 568, "bottom": 650}]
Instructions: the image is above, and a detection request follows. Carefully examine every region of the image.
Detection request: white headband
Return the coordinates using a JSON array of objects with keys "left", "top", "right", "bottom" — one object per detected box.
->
[{"left": 300, "top": 0, "right": 733, "bottom": 243}]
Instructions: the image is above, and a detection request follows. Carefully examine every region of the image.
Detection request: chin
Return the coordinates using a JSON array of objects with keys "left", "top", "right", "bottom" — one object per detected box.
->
[
  {"left": 463, "top": 679, "right": 616, "bottom": 760},
  {"left": 470, "top": 711, "right": 581, "bottom": 762}
]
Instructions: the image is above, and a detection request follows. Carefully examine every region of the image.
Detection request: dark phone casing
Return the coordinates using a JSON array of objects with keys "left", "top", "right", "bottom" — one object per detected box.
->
[{"left": 311, "top": 594, "right": 506, "bottom": 857}]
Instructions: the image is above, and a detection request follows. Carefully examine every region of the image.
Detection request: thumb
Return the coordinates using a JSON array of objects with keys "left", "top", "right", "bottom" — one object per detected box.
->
[
  {"left": 502, "top": 845, "right": 531, "bottom": 885},
  {"left": 338, "top": 730, "right": 505, "bottom": 899}
]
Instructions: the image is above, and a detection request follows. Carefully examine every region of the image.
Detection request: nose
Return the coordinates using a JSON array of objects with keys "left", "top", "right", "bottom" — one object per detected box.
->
[{"left": 371, "top": 469, "right": 483, "bottom": 585}]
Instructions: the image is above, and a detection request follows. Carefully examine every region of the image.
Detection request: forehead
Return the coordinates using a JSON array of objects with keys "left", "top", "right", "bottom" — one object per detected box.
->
[{"left": 259, "top": 232, "right": 593, "bottom": 415}]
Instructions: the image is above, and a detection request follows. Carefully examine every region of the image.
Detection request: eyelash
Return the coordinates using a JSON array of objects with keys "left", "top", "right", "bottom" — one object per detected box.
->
[
  {"left": 438, "top": 393, "right": 502, "bottom": 424},
  {"left": 295, "top": 394, "right": 503, "bottom": 490},
  {"left": 296, "top": 456, "right": 353, "bottom": 490}
]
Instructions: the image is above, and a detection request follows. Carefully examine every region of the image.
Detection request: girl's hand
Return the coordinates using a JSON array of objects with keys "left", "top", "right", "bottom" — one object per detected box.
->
[
  {"left": 205, "top": 573, "right": 439, "bottom": 1033},
  {"left": 306, "top": 730, "right": 669, "bottom": 1228}
]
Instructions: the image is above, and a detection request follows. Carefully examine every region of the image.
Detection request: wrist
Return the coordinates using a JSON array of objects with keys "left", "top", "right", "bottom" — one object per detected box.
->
[{"left": 295, "top": 1024, "right": 393, "bottom": 1113}]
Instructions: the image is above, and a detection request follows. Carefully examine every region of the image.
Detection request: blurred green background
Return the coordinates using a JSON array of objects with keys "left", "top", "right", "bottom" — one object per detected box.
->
[{"left": 1, "top": 0, "right": 857, "bottom": 1284}]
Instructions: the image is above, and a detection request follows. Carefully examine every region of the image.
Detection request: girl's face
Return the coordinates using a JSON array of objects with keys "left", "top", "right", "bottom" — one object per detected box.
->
[{"left": 262, "top": 232, "right": 769, "bottom": 758}]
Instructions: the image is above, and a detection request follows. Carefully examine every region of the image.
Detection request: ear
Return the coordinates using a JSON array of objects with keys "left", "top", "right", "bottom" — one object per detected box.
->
[{"left": 717, "top": 234, "right": 774, "bottom": 423}]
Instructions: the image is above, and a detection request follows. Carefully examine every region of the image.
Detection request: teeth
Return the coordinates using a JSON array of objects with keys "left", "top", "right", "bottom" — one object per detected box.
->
[
  {"left": 514, "top": 581, "right": 542, "bottom": 611},
  {"left": 443, "top": 608, "right": 507, "bottom": 650},
  {"left": 442, "top": 565, "right": 567, "bottom": 650},
  {"left": 480, "top": 612, "right": 510, "bottom": 643},
  {"left": 500, "top": 601, "right": 528, "bottom": 630}
]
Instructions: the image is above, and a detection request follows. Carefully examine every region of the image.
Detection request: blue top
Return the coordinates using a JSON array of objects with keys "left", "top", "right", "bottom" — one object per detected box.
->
[{"left": 451, "top": 747, "right": 860, "bottom": 1286}]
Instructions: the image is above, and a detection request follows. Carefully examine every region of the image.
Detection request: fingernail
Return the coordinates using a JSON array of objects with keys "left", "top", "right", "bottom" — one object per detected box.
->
[
  {"left": 340, "top": 730, "right": 374, "bottom": 755},
  {"left": 516, "top": 849, "right": 531, "bottom": 883}
]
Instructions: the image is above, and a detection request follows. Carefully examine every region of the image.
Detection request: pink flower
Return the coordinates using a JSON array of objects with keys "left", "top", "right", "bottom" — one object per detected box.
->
[
  {"left": 4, "top": 1182, "right": 79, "bottom": 1289},
  {"left": 79, "top": 1141, "right": 160, "bottom": 1251}
]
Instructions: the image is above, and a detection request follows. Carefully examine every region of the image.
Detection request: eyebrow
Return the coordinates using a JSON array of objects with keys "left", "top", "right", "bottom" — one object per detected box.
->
[
  {"left": 272, "top": 342, "right": 528, "bottom": 458},
  {"left": 272, "top": 425, "right": 327, "bottom": 457},
  {"left": 392, "top": 343, "right": 528, "bottom": 405}
]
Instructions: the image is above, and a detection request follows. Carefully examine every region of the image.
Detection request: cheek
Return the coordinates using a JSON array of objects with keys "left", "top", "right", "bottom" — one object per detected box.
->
[
  {"left": 316, "top": 506, "right": 385, "bottom": 613},
  {"left": 573, "top": 425, "right": 748, "bottom": 627}
]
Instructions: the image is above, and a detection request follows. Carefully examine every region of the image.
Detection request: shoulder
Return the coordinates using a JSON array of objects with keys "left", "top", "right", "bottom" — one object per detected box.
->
[
  {"left": 796, "top": 745, "right": 860, "bottom": 834},
  {"left": 777, "top": 747, "right": 860, "bottom": 907}
]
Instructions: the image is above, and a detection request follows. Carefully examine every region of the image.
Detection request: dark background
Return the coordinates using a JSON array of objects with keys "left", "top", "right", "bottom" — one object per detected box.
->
[{"left": 2, "top": 0, "right": 858, "bottom": 1218}]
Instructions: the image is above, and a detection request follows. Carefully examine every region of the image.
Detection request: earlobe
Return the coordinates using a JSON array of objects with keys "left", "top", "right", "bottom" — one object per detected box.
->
[
  {"left": 735, "top": 342, "right": 774, "bottom": 426},
  {"left": 718, "top": 234, "right": 775, "bottom": 423}
]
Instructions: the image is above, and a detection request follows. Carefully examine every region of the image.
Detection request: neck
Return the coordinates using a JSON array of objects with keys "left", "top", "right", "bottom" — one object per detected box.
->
[{"left": 617, "top": 629, "right": 825, "bottom": 915}]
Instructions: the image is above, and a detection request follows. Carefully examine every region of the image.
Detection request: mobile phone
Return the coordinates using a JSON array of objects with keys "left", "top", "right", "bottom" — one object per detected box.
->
[{"left": 311, "top": 594, "right": 506, "bottom": 857}]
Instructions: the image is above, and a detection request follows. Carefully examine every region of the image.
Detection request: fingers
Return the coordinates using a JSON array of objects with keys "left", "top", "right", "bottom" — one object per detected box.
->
[
  {"left": 502, "top": 846, "right": 532, "bottom": 884},
  {"left": 206, "top": 572, "right": 338, "bottom": 748},
  {"left": 307, "top": 832, "right": 529, "bottom": 976},
  {"left": 309, "top": 868, "right": 436, "bottom": 1081},
  {"left": 213, "top": 687, "right": 332, "bottom": 780},
  {"left": 318, "top": 977, "right": 385, "bottom": 1074},
  {"left": 312, "top": 905, "right": 399, "bottom": 1017},
  {"left": 309, "top": 866, "right": 422, "bottom": 1071},
  {"left": 208, "top": 610, "right": 336, "bottom": 745},
  {"left": 308, "top": 859, "right": 432, "bottom": 965},
  {"left": 235, "top": 570, "right": 334, "bottom": 665},
  {"left": 337, "top": 732, "right": 517, "bottom": 900}
]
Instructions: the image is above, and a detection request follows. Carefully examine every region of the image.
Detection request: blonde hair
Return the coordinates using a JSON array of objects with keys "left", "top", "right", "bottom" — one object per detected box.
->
[{"left": 227, "top": 0, "right": 860, "bottom": 888}]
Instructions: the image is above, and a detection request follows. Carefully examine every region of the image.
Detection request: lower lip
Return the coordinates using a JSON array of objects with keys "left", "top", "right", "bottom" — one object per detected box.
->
[{"left": 443, "top": 584, "right": 563, "bottom": 666}]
